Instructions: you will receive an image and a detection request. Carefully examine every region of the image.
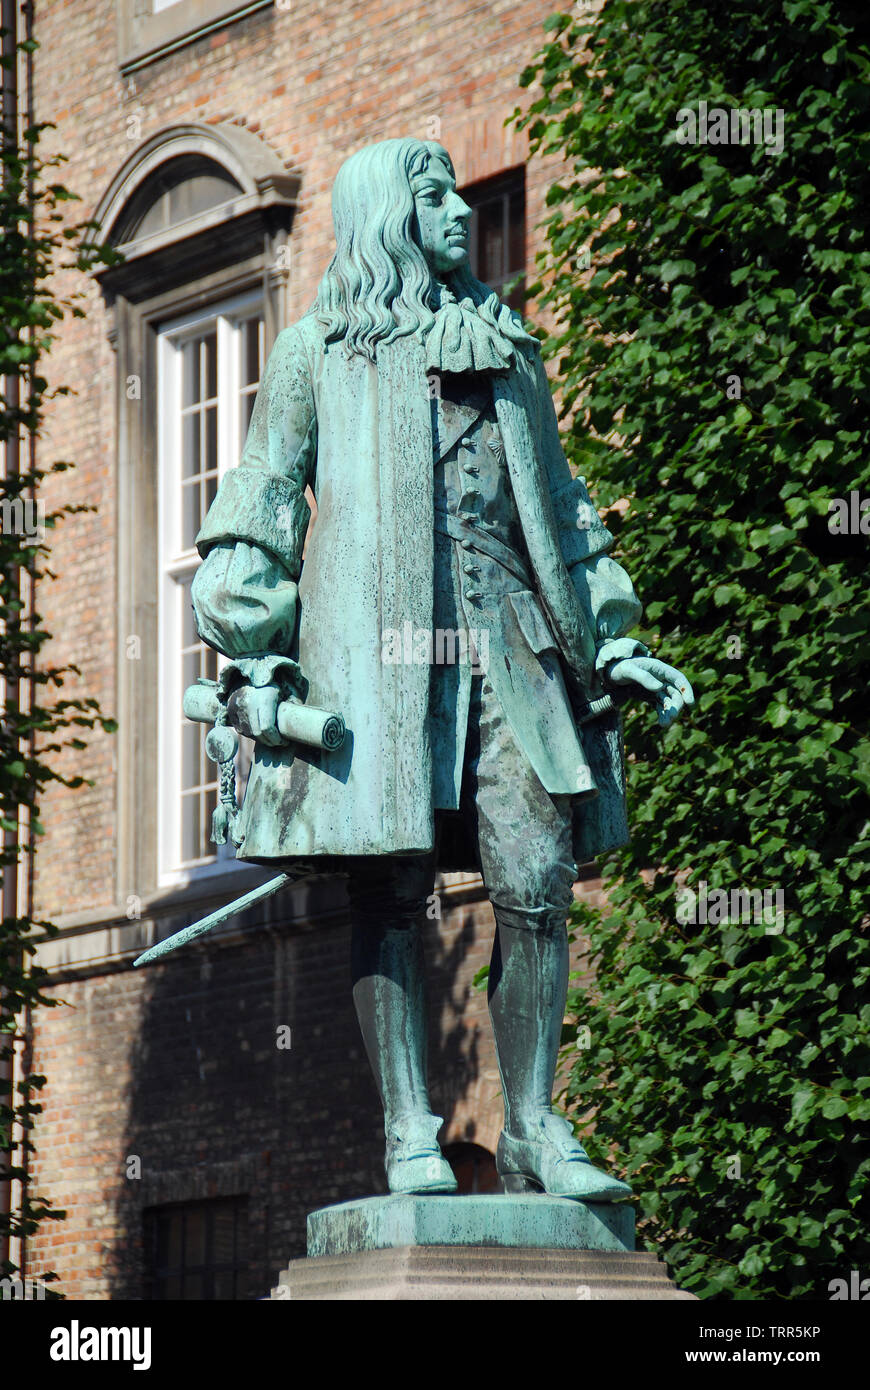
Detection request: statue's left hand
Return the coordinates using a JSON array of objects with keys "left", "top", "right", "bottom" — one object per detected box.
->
[{"left": 605, "top": 657, "right": 694, "bottom": 728}]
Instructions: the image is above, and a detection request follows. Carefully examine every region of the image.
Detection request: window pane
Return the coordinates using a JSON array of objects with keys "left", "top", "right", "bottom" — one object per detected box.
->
[
  {"left": 462, "top": 169, "right": 526, "bottom": 301},
  {"left": 181, "top": 793, "right": 201, "bottom": 862},
  {"left": 182, "top": 479, "right": 200, "bottom": 550},
  {"left": 181, "top": 647, "right": 199, "bottom": 694},
  {"left": 204, "top": 405, "right": 218, "bottom": 473},
  {"left": 181, "top": 597, "right": 199, "bottom": 650},
  {"left": 182, "top": 339, "right": 199, "bottom": 408},
  {"left": 182, "top": 410, "right": 200, "bottom": 478},
  {"left": 240, "top": 392, "right": 255, "bottom": 448},
  {"left": 239, "top": 315, "right": 264, "bottom": 454},
  {"left": 204, "top": 786, "right": 217, "bottom": 845},
  {"left": 181, "top": 721, "right": 200, "bottom": 791},
  {"left": 203, "top": 332, "right": 217, "bottom": 401},
  {"left": 243, "top": 317, "right": 261, "bottom": 386},
  {"left": 478, "top": 199, "right": 505, "bottom": 285},
  {"left": 167, "top": 172, "right": 238, "bottom": 225},
  {"left": 508, "top": 187, "right": 525, "bottom": 275}
]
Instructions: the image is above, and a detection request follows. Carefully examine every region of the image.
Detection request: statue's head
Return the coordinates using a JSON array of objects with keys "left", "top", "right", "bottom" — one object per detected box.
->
[
  {"left": 335, "top": 138, "right": 471, "bottom": 277},
  {"left": 311, "top": 138, "right": 529, "bottom": 362}
]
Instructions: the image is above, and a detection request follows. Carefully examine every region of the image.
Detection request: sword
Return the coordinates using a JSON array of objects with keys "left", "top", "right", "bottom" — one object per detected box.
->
[{"left": 133, "top": 872, "right": 292, "bottom": 967}]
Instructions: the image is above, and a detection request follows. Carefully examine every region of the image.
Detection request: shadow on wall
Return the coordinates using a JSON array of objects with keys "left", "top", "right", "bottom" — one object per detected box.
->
[
  {"left": 105, "top": 869, "right": 493, "bottom": 1299},
  {"left": 424, "top": 895, "right": 494, "bottom": 1148}
]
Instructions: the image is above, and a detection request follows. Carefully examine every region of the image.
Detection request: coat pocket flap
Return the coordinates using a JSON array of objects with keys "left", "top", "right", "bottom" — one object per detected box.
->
[{"left": 507, "top": 590, "right": 559, "bottom": 656}]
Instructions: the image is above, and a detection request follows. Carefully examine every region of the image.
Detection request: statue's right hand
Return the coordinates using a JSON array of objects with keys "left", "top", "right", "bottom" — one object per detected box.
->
[{"left": 228, "top": 684, "right": 284, "bottom": 746}]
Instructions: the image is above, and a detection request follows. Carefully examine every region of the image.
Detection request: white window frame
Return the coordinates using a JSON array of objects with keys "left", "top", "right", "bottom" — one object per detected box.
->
[{"left": 156, "top": 287, "right": 263, "bottom": 888}]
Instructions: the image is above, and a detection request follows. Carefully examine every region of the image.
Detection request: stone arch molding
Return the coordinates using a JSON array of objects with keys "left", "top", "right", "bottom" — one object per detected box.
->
[
  {"left": 92, "top": 121, "right": 300, "bottom": 302},
  {"left": 94, "top": 119, "right": 299, "bottom": 243}
]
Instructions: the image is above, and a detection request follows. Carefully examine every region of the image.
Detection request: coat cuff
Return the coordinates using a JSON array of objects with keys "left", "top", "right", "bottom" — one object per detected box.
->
[
  {"left": 217, "top": 654, "right": 306, "bottom": 700},
  {"left": 595, "top": 636, "right": 650, "bottom": 678},
  {"left": 195, "top": 466, "right": 310, "bottom": 578}
]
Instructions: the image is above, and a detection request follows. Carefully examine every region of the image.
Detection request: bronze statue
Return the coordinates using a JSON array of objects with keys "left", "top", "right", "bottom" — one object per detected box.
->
[{"left": 155, "top": 139, "right": 693, "bottom": 1201}]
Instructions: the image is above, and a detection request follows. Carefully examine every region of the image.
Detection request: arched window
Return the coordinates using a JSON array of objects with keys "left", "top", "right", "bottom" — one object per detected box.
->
[{"left": 92, "top": 123, "right": 299, "bottom": 901}]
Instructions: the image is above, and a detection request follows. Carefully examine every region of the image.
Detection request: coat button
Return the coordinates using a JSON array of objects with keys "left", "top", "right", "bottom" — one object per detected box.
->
[{"left": 460, "top": 436, "right": 473, "bottom": 447}]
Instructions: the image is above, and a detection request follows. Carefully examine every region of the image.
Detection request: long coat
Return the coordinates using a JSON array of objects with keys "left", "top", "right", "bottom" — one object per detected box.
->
[{"left": 191, "top": 312, "right": 646, "bottom": 869}]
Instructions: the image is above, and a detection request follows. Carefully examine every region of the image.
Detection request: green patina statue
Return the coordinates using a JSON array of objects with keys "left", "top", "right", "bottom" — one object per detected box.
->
[{"left": 182, "top": 138, "right": 693, "bottom": 1202}]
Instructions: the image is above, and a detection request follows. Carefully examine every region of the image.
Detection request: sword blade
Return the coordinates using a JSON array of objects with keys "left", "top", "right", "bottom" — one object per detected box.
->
[{"left": 133, "top": 872, "right": 292, "bottom": 967}]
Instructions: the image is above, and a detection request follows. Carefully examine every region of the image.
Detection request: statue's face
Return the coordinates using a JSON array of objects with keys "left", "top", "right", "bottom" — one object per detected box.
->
[{"left": 411, "top": 160, "right": 472, "bottom": 277}]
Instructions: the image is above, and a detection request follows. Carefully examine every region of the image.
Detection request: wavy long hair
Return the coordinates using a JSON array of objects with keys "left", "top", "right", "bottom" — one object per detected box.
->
[{"left": 309, "top": 138, "right": 535, "bottom": 362}]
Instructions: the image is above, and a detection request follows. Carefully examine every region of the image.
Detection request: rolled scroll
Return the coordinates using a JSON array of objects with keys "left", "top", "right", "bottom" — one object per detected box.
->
[
  {"left": 183, "top": 681, "right": 346, "bottom": 752},
  {"left": 276, "top": 700, "right": 346, "bottom": 751}
]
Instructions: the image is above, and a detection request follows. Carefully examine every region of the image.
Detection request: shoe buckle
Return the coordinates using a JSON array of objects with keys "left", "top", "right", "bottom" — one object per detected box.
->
[
  {"left": 539, "top": 1114, "right": 590, "bottom": 1162},
  {"left": 388, "top": 1112, "right": 443, "bottom": 1162}
]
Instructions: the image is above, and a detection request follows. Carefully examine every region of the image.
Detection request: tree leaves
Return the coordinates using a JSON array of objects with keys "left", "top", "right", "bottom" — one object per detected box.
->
[{"left": 518, "top": 0, "right": 870, "bottom": 1300}]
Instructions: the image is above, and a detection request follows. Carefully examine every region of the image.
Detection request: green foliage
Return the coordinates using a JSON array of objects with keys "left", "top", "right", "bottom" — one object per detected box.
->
[
  {"left": 1, "top": 28, "right": 120, "bottom": 1285},
  {"left": 515, "top": 0, "right": 870, "bottom": 1298}
]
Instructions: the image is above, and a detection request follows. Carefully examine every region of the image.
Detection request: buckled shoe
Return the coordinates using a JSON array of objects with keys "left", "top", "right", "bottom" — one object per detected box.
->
[
  {"left": 385, "top": 1111, "right": 458, "bottom": 1195},
  {"left": 496, "top": 1113, "right": 632, "bottom": 1202}
]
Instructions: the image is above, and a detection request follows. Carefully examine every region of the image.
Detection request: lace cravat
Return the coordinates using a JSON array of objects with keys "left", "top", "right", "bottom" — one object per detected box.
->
[{"left": 422, "top": 286, "right": 519, "bottom": 375}]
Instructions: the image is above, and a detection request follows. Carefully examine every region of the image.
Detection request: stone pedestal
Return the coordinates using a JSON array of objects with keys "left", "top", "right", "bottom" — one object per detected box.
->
[{"left": 269, "top": 1196, "right": 695, "bottom": 1300}]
